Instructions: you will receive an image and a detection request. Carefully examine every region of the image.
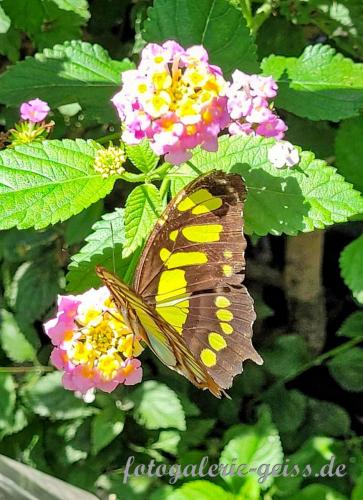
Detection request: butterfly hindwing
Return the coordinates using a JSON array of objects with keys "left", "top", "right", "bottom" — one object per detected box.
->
[{"left": 133, "top": 171, "right": 262, "bottom": 390}]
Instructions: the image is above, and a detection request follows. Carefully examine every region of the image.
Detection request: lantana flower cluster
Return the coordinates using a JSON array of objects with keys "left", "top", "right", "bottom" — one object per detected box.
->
[
  {"left": 112, "top": 41, "right": 229, "bottom": 164},
  {"left": 112, "top": 41, "right": 299, "bottom": 168},
  {"left": 44, "top": 287, "right": 143, "bottom": 394},
  {"left": 8, "top": 98, "right": 52, "bottom": 147}
]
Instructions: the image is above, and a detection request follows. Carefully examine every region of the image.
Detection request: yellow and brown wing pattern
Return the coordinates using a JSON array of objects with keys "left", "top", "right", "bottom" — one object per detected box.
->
[{"left": 133, "top": 171, "right": 262, "bottom": 390}]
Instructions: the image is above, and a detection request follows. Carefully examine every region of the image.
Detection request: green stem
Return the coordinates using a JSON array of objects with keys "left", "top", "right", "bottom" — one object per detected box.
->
[
  {"left": 0, "top": 366, "right": 54, "bottom": 374},
  {"left": 252, "top": 0, "right": 273, "bottom": 34},
  {"left": 281, "top": 335, "right": 363, "bottom": 386},
  {"left": 239, "top": 0, "right": 254, "bottom": 29},
  {"left": 96, "top": 132, "right": 121, "bottom": 145}
]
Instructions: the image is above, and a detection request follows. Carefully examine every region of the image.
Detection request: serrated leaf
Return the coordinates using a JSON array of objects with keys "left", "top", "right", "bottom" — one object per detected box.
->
[
  {"left": 328, "top": 347, "right": 363, "bottom": 392},
  {"left": 168, "top": 481, "right": 233, "bottom": 500},
  {"left": 335, "top": 115, "right": 363, "bottom": 193},
  {"left": 130, "top": 381, "right": 186, "bottom": 431},
  {"left": 22, "top": 372, "right": 96, "bottom": 420},
  {"left": 305, "top": 399, "right": 351, "bottom": 437},
  {"left": 0, "top": 5, "right": 10, "bottom": 34},
  {"left": 168, "top": 135, "right": 363, "bottom": 236},
  {"left": 261, "top": 44, "right": 363, "bottom": 121},
  {"left": 143, "top": 0, "right": 258, "bottom": 76},
  {"left": 6, "top": 257, "right": 62, "bottom": 322},
  {"left": 123, "top": 184, "right": 162, "bottom": 257},
  {"left": 66, "top": 208, "right": 139, "bottom": 292},
  {"left": 338, "top": 311, "right": 363, "bottom": 339},
  {"left": 125, "top": 141, "right": 159, "bottom": 173},
  {"left": 0, "top": 310, "right": 37, "bottom": 362},
  {"left": 0, "top": 139, "right": 116, "bottom": 230},
  {"left": 0, "top": 374, "right": 16, "bottom": 431},
  {"left": 264, "top": 385, "right": 307, "bottom": 434},
  {"left": 91, "top": 405, "right": 125, "bottom": 455},
  {"left": 151, "top": 430, "right": 181, "bottom": 455},
  {"left": 220, "top": 408, "right": 283, "bottom": 491},
  {"left": 51, "top": 0, "right": 90, "bottom": 19},
  {"left": 340, "top": 235, "right": 363, "bottom": 304},
  {"left": 262, "top": 335, "right": 309, "bottom": 378},
  {"left": 0, "top": 41, "right": 133, "bottom": 123}
]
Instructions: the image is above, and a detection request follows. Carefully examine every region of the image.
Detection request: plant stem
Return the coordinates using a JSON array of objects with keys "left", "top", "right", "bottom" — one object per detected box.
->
[
  {"left": 281, "top": 335, "right": 363, "bottom": 385},
  {"left": 96, "top": 132, "right": 120, "bottom": 145},
  {"left": 0, "top": 366, "right": 54, "bottom": 374},
  {"left": 239, "top": 0, "right": 254, "bottom": 30}
]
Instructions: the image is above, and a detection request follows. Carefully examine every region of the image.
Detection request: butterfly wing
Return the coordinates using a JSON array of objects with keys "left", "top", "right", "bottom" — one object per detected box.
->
[
  {"left": 96, "top": 265, "right": 224, "bottom": 397},
  {"left": 133, "top": 171, "right": 262, "bottom": 390}
]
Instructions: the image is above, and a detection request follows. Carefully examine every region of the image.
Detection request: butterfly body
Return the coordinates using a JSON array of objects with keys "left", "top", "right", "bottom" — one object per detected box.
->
[{"left": 97, "top": 171, "right": 262, "bottom": 397}]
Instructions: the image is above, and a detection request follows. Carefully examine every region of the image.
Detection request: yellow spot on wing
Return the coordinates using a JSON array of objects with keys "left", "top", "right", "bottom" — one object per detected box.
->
[
  {"left": 166, "top": 251, "right": 208, "bottom": 269},
  {"left": 215, "top": 296, "right": 231, "bottom": 308},
  {"left": 224, "top": 250, "right": 233, "bottom": 259},
  {"left": 223, "top": 265, "right": 233, "bottom": 277},
  {"left": 192, "top": 197, "right": 222, "bottom": 215},
  {"left": 216, "top": 309, "right": 233, "bottom": 322},
  {"left": 220, "top": 322, "right": 233, "bottom": 334},
  {"left": 156, "top": 269, "right": 187, "bottom": 302},
  {"left": 177, "top": 189, "right": 213, "bottom": 212},
  {"left": 200, "top": 348, "right": 217, "bottom": 367},
  {"left": 169, "top": 230, "right": 179, "bottom": 241},
  {"left": 182, "top": 224, "right": 223, "bottom": 243},
  {"left": 208, "top": 332, "right": 227, "bottom": 351},
  {"left": 160, "top": 248, "right": 171, "bottom": 262}
]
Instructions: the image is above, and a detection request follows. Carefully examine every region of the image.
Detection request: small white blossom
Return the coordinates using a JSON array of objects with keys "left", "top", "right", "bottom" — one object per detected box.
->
[{"left": 268, "top": 141, "right": 300, "bottom": 169}]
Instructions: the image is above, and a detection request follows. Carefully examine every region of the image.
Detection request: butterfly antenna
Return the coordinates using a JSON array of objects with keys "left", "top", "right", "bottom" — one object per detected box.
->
[{"left": 110, "top": 221, "right": 116, "bottom": 274}]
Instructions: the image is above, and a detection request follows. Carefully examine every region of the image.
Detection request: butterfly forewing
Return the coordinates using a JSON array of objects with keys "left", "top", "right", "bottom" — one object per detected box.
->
[{"left": 133, "top": 171, "right": 262, "bottom": 390}]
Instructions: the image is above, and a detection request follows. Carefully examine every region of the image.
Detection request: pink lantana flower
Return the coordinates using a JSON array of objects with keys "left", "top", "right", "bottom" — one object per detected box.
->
[
  {"left": 268, "top": 140, "right": 300, "bottom": 169},
  {"left": 44, "top": 287, "right": 143, "bottom": 394},
  {"left": 20, "top": 98, "right": 50, "bottom": 123},
  {"left": 226, "top": 70, "right": 287, "bottom": 140},
  {"left": 112, "top": 41, "right": 229, "bottom": 164}
]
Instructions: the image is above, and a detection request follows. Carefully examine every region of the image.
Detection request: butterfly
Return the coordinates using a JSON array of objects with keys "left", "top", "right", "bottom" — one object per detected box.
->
[{"left": 96, "top": 171, "right": 262, "bottom": 398}]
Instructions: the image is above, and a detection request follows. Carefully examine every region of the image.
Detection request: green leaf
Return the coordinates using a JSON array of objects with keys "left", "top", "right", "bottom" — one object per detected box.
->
[
  {"left": 340, "top": 235, "right": 363, "bottom": 304},
  {"left": 5, "top": 257, "right": 62, "bottom": 322},
  {"left": 50, "top": 0, "right": 90, "bottom": 19},
  {"left": 0, "top": 374, "right": 16, "bottom": 431},
  {"left": 0, "top": 139, "right": 116, "bottom": 230},
  {"left": 64, "top": 201, "right": 104, "bottom": 246},
  {"left": 290, "top": 484, "right": 348, "bottom": 500},
  {"left": 220, "top": 408, "right": 283, "bottom": 491},
  {"left": 125, "top": 141, "right": 159, "bottom": 173},
  {"left": 22, "top": 372, "right": 96, "bottom": 420},
  {"left": 0, "top": 310, "right": 37, "bottom": 362},
  {"left": 32, "top": 1, "right": 85, "bottom": 51},
  {"left": 261, "top": 44, "right": 363, "bottom": 121},
  {"left": 0, "top": 41, "right": 133, "bottom": 123},
  {"left": 305, "top": 399, "right": 351, "bottom": 437},
  {"left": 285, "top": 114, "right": 335, "bottom": 159},
  {"left": 130, "top": 381, "right": 186, "bottom": 431},
  {"left": 335, "top": 115, "right": 363, "bottom": 193},
  {"left": 179, "top": 418, "right": 215, "bottom": 451},
  {"left": 328, "top": 347, "right": 363, "bottom": 392},
  {"left": 353, "top": 473, "right": 363, "bottom": 500},
  {"left": 168, "top": 481, "right": 233, "bottom": 500},
  {"left": 1, "top": 0, "right": 43, "bottom": 34},
  {"left": 0, "top": 228, "right": 56, "bottom": 263},
  {"left": 338, "top": 311, "right": 363, "bottom": 339},
  {"left": 263, "top": 385, "right": 307, "bottom": 433},
  {"left": 262, "top": 335, "right": 309, "bottom": 378},
  {"left": 91, "top": 405, "right": 125, "bottom": 455},
  {"left": 0, "top": 26, "right": 21, "bottom": 62},
  {"left": 143, "top": 0, "right": 258, "bottom": 76},
  {"left": 168, "top": 135, "right": 363, "bottom": 236},
  {"left": 66, "top": 208, "right": 139, "bottom": 292},
  {"left": 151, "top": 430, "right": 181, "bottom": 455},
  {"left": 123, "top": 184, "right": 163, "bottom": 257},
  {"left": 0, "top": 5, "right": 10, "bottom": 34}
]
